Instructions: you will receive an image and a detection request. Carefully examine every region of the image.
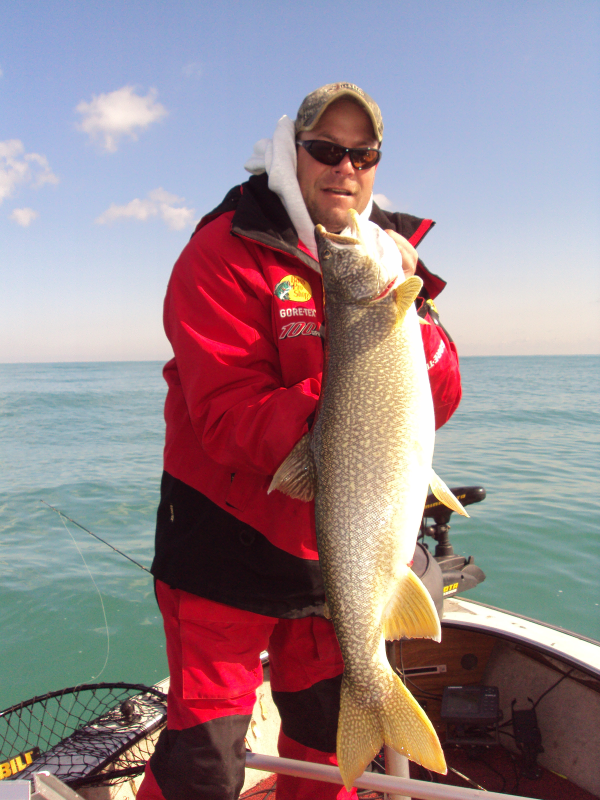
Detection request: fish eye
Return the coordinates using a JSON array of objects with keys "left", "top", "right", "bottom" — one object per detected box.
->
[{"left": 321, "top": 249, "right": 331, "bottom": 259}]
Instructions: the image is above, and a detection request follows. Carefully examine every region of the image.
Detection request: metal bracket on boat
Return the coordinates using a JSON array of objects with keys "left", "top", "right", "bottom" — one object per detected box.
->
[
  {"left": 32, "top": 773, "right": 86, "bottom": 799},
  {"left": 0, "top": 780, "right": 31, "bottom": 800},
  {"left": 0, "top": 772, "right": 88, "bottom": 800}
]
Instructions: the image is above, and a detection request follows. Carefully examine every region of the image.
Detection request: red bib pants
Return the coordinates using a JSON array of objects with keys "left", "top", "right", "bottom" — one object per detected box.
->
[{"left": 137, "top": 581, "right": 357, "bottom": 800}]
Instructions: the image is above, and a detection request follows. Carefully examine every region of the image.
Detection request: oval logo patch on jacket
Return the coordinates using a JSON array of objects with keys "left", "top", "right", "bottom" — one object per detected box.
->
[{"left": 274, "top": 275, "right": 312, "bottom": 302}]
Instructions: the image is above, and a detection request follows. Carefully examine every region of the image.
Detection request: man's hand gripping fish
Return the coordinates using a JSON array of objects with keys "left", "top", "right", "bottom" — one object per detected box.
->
[{"left": 269, "top": 209, "right": 468, "bottom": 789}]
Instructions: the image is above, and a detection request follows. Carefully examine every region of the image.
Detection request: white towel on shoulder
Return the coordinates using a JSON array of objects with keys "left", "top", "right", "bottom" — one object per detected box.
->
[{"left": 244, "top": 115, "right": 402, "bottom": 287}]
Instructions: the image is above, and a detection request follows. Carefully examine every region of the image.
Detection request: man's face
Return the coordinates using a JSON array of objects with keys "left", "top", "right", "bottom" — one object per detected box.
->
[{"left": 296, "top": 98, "right": 379, "bottom": 233}]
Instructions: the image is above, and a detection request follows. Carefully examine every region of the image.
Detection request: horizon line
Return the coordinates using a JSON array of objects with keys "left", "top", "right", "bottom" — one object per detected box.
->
[{"left": 1, "top": 352, "right": 599, "bottom": 367}]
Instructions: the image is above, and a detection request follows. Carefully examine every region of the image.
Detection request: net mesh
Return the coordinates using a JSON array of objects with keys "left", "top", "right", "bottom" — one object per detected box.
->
[{"left": 0, "top": 682, "right": 167, "bottom": 788}]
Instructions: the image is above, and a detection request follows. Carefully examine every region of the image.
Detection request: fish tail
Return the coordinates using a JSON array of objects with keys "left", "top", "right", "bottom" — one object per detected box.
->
[
  {"left": 337, "top": 672, "right": 447, "bottom": 790},
  {"left": 337, "top": 679, "right": 385, "bottom": 790},
  {"left": 380, "top": 670, "right": 447, "bottom": 775}
]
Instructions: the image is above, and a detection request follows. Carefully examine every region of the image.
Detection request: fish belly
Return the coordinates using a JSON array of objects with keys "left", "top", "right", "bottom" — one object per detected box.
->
[
  {"left": 314, "top": 302, "right": 433, "bottom": 643},
  {"left": 313, "top": 299, "right": 445, "bottom": 787}
]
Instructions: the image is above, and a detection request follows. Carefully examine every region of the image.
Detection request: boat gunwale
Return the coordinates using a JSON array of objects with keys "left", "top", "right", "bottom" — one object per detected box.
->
[
  {"left": 444, "top": 597, "right": 600, "bottom": 646},
  {"left": 442, "top": 598, "right": 600, "bottom": 680}
]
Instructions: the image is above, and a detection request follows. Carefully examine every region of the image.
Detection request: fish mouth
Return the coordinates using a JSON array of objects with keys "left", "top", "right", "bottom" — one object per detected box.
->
[
  {"left": 315, "top": 227, "right": 359, "bottom": 246},
  {"left": 315, "top": 208, "right": 362, "bottom": 246},
  {"left": 316, "top": 210, "right": 400, "bottom": 303}
]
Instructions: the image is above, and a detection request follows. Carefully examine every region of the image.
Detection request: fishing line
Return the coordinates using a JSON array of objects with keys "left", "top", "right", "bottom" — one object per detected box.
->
[
  {"left": 56, "top": 513, "right": 110, "bottom": 682},
  {"left": 41, "top": 500, "right": 153, "bottom": 682},
  {"left": 41, "top": 501, "right": 151, "bottom": 573}
]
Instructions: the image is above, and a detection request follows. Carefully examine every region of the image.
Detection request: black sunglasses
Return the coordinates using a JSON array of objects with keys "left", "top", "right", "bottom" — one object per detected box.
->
[{"left": 297, "top": 139, "right": 382, "bottom": 170}]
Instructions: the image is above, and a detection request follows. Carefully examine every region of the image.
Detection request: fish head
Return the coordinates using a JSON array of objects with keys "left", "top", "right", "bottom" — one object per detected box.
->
[{"left": 315, "top": 209, "right": 395, "bottom": 305}]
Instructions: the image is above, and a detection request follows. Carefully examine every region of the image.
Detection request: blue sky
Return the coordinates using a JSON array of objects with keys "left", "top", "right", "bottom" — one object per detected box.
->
[{"left": 1, "top": 0, "right": 598, "bottom": 362}]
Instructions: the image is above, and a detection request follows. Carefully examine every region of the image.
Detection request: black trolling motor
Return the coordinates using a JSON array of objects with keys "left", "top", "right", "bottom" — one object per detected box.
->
[
  {"left": 423, "top": 485, "right": 487, "bottom": 596},
  {"left": 411, "top": 486, "right": 487, "bottom": 613}
]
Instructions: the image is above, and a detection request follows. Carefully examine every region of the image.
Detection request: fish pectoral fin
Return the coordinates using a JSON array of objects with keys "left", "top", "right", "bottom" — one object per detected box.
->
[
  {"left": 393, "top": 276, "right": 423, "bottom": 322},
  {"left": 429, "top": 469, "right": 470, "bottom": 517},
  {"left": 268, "top": 434, "right": 316, "bottom": 501},
  {"left": 337, "top": 672, "right": 447, "bottom": 790},
  {"left": 382, "top": 568, "right": 441, "bottom": 642}
]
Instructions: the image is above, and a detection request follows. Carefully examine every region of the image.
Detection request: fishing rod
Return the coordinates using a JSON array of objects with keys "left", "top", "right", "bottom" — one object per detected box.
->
[{"left": 40, "top": 500, "right": 152, "bottom": 574}]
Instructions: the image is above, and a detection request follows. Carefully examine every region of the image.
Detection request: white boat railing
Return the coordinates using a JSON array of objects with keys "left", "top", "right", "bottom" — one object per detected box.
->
[
  {"left": 0, "top": 754, "right": 553, "bottom": 800},
  {"left": 245, "top": 751, "right": 531, "bottom": 800}
]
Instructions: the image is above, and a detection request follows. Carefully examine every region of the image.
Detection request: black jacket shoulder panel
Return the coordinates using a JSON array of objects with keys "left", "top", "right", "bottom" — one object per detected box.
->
[
  {"left": 370, "top": 203, "right": 447, "bottom": 300},
  {"left": 197, "top": 173, "right": 318, "bottom": 270},
  {"left": 230, "top": 174, "right": 319, "bottom": 270},
  {"left": 369, "top": 203, "right": 436, "bottom": 244},
  {"left": 233, "top": 174, "right": 299, "bottom": 249},
  {"left": 192, "top": 184, "right": 243, "bottom": 237}
]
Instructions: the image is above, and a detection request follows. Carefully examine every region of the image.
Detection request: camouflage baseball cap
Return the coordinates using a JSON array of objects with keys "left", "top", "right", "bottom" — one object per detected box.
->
[{"left": 295, "top": 83, "right": 383, "bottom": 143}]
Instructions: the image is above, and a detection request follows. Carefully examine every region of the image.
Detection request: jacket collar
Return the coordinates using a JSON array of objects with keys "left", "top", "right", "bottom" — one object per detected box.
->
[
  {"left": 196, "top": 173, "right": 447, "bottom": 298},
  {"left": 369, "top": 204, "right": 446, "bottom": 299}
]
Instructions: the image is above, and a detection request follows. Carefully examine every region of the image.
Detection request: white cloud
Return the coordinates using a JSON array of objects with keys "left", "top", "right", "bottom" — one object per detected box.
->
[
  {"left": 182, "top": 62, "right": 203, "bottom": 78},
  {"left": 373, "top": 193, "right": 395, "bottom": 210},
  {"left": 10, "top": 207, "right": 39, "bottom": 227},
  {"left": 0, "top": 139, "right": 59, "bottom": 204},
  {"left": 160, "top": 203, "right": 196, "bottom": 230},
  {"left": 76, "top": 86, "right": 168, "bottom": 153},
  {"left": 96, "top": 188, "right": 195, "bottom": 230}
]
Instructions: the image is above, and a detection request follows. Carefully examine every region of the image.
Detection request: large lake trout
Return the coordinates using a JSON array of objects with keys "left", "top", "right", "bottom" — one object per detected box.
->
[{"left": 269, "top": 209, "right": 467, "bottom": 789}]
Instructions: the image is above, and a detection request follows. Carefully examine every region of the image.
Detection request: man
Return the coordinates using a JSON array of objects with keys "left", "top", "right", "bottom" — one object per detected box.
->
[{"left": 137, "top": 83, "right": 461, "bottom": 800}]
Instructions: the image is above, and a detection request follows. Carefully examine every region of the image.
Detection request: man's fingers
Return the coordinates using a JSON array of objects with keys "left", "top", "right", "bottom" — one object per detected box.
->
[{"left": 385, "top": 229, "right": 418, "bottom": 277}]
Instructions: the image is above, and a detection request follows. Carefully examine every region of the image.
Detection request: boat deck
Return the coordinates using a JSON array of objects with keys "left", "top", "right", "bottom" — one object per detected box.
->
[{"left": 241, "top": 599, "right": 600, "bottom": 800}]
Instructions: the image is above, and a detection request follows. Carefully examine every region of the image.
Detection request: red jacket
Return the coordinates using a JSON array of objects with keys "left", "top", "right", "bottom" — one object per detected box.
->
[{"left": 152, "top": 174, "right": 461, "bottom": 617}]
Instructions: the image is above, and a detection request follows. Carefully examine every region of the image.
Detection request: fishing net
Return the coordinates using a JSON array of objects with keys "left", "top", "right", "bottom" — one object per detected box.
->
[{"left": 0, "top": 682, "right": 167, "bottom": 788}]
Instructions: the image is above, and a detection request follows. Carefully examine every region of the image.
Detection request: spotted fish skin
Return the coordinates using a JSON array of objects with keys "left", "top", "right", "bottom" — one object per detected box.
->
[{"left": 270, "top": 210, "right": 457, "bottom": 788}]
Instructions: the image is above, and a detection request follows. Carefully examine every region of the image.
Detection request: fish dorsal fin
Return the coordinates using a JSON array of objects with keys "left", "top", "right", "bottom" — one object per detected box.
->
[
  {"left": 268, "top": 433, "right": 316, "bottom": 501},
  {"left": 394, "top": 276, "right": 423, "bottom": 322},
  {"left": 429, "top": 470, "right": 470, "bottom": 517},
  {"left": 382, "top": 568, "right": 441, "bottom": 642}
]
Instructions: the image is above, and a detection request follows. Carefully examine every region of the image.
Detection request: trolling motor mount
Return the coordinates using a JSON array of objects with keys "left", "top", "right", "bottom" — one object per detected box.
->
[{"left": 419, "top": 486, "right": 487, "bottom": 598}]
